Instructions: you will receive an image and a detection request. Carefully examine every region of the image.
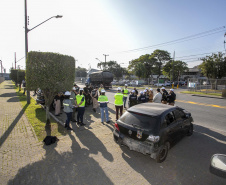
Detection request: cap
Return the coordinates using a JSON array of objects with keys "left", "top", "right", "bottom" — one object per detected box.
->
[
  {"left": 117, "top": 87, "right": 122, "bottom": 91},
  {"left": 161, "top": 87, "right": 165, "bottom": 90},
  {"left": 65, "top": 91, "right": 71, "bottom": 96},
  {"left": 101, "top": 89, "right": 106, "bottom": 93},
  {"left": 150, "top": 88, "right": 153, "bottom": 91},
  {"left": 132, "top": 90, "right": 135, "bottom": 93},
  {"left": 170, "top": 89, "right": 174, "bottom": 91},
  {"left": 140, "top": 91, "right": 143, "bottom": 94},
  {"left": 125, "top": 84, "right": 128, "bottom": 86},
  {"left": 72, "top": 87, "right": 76, "bottom": 90},
  {"left": 80, "top": 88, "right": 84, "bottom": 91}
]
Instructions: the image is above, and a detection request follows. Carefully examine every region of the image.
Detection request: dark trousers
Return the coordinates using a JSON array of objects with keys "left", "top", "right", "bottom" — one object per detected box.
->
[
  {"left": 66, "top": 112, "right": 72, "bottom": 127},
  {"left": 115, "top": 105, "right": 123, "bottom": 120},
  {"left": 77, "top": 107, "right": 85, "bottom": 123}
]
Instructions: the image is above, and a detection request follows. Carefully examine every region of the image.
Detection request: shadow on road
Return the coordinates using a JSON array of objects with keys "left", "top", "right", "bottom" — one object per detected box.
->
[
  {"left": 8, "top": 133, "right": 114, "bottom": 185},
  {"left": 120, "top": 124, "right": 226, "bottom": 185},
  {"left": 0, "top": 104, "right": 28, "bottom": 148}
]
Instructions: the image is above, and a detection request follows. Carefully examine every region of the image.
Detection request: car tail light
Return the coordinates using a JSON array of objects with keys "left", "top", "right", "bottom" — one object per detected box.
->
[
  {"left": 147, "top": 135, "right": 160, "bottom": 143},
  {"left": 114, "top": 123, "right": 120, "bottom": 131}
]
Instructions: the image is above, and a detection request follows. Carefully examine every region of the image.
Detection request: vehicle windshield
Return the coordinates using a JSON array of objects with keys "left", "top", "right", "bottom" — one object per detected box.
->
[{"left": 119, "top": 111, "right": 157, "bottom": 130}]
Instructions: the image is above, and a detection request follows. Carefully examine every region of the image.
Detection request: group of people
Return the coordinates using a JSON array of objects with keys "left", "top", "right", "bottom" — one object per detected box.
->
[
  {"left": 55, "top": 83, "right": 176, "bottom": 130},
  {"left": 113, "top": 84, "right": 176, "bottom": 121}
]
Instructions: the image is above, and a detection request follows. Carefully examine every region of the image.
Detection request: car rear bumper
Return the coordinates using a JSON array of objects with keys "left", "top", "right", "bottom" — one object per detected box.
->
[{"left": 113, "top": 129, "right": 158, "bottom": 159}]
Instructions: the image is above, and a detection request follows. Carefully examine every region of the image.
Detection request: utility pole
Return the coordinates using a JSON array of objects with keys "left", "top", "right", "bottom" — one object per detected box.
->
[
  {"left": 15, "top": 52, "right": 16, "bottom": 69},
  {"left": 172, "top": 51, "right": 175, "bottom": 88},
  {"left": 103, "top": 54, "right": 109, "bottom": 70}
]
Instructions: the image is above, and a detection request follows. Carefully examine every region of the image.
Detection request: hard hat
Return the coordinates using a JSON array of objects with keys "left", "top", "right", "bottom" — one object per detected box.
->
[
  {"left": 161, "top": 87, "right": 165, "bottom": 90},
  {"left": 125, "top": 84, "right": 128, "bottom": 86},
  {"left": 144, "top": 90, "right": 147, "bottom": 92},
  {"left": 65, "top": 91, "right": 71, "bottom": 96},
  {"left": 145, "top": 87, "right": 148, "bottom": 90},
  {"left": 72, "top": 87, "right": 76, "bottom": 90},
  {"left": 170, "top": 89, "right": 174, "bottom": 91},
  {"left": 117, "top": 87, "right": 121, "bottom": 91},
  {"left": 101, "top": 89, "right": 106, "bottom": 93},
  {"left": 80, "top": 88, "right": 84, "bottom": 91},
  {"left": 140, "top": 91, "right": 143, "bottom": 94},
  {"left": 132, "top": 90, "right": 135, "bottom": 93},
  {"left": 150, "top": 88, "right": 153, "bottom": 91}
]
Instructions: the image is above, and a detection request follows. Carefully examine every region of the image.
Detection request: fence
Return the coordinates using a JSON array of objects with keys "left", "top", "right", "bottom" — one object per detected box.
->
[{"left": 187, "top": 78, "right": 226, "bottom": 94}]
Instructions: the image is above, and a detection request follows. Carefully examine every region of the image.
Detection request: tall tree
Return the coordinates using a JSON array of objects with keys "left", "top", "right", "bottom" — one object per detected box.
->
[
  {"left": 26, "top": 51, "right": 75, "bottom": 125},
  {"left": 199, "top": 52, "right": 226, "bottom": 79},
  {"left": 163, "top": 60, "right": 188, "bottom": 81},
  {"left": 151, "top": 49, "right": 171, "bottom": 78}
]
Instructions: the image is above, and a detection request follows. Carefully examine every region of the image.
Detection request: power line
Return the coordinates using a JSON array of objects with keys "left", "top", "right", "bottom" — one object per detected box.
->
[
  {"left": 175, "top": 50, "right": 225, "bottom": 59},
  {"left": 121, "top": 26, "right": 226, "bottom": 53}
]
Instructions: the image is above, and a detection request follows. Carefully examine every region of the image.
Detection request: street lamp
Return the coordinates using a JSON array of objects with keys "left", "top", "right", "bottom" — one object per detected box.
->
[{"left": 24, "top": 0, "right": 62, "bottom": 104}]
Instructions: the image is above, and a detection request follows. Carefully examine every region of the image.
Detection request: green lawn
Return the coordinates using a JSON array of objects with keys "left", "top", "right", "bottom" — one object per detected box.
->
[{"left": 16, "top": 86, "right": 67, "bottom": 141}]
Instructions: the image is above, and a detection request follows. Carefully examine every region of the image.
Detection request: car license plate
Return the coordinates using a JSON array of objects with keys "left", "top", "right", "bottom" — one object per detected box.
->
[{"left": 137, "top": 130, "right": 142, "bottom": 139}]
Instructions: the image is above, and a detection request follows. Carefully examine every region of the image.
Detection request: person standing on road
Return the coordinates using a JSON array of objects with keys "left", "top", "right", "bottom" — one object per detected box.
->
[
  {"left": 83, "top": 84, "right": 90, "bottom": 107},
  {"left": 138, "top": 91, "right": 146, "bottom": 104},
  {"left": 91, "top": 86, "right": 99, "bottom": 112},
  {"left": 63, "top": 91, "right": 74, "bottom": 130},
  {"left": 75, "top": 88, "right": 86, "bottom": 126},
  {"left": 167, "top": 89, "right": 176, "bottom": 106},
  {"left": 149, "top": 88, "right": 154, "bottom": 102},
  {"left": 114, "top": 87, "right": 124, "bottom": 121},
  {"left": 98, "top": 84, "right": 104, "bottom": 96},
  {"left": 153, "top": 88, "right": 162, "bottom": 103},
  {"left": 98, "top": 89, "right": 110, "bottom": 124},
  {"left": 145, "top": 88, "right": 149, "bottom": 102},
  {"left": 122, "top": 84, "right": 129, "bottom": 108},
  {"left": 70, "top": 87, "right": 77, "bottom": 122},
  {"left": 22, "top": 79, "right": 26, "bottom": 95},
  {"left": 161, "top": 87, "right": 168, "bottom": 104},
  {"left": 133, "top": 87, "right": 138, "bottom": 96},
  {"left": 129, "top": 90, "right": 137, "bottom": 107}
]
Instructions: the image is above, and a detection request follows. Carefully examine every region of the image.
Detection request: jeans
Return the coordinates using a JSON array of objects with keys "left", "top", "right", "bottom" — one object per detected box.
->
[
  {"left": 123, "top": 97, "right": 127, "bottom": 108},
  {"left": 77, "top": 107, "right": 85, "bottom": 123},
  {"left": 65, "top": 112, "right": 72, "bottom": 127},
  {"left": 100, "top": 107, "right": 109, "bottom": 122}
]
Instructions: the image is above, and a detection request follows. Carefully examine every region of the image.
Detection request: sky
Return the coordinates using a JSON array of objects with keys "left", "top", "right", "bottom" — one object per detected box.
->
[{"left": 1, "top": 0, "right": 226, "bottom": 73}]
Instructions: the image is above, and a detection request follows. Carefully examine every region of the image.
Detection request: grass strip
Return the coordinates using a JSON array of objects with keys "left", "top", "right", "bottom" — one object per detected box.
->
[
  {"left": 16, "top": 86, "right": 67, "bottom": 141},
  {"left": 180, "top": 91, "right": 222, "bottom": 97}
]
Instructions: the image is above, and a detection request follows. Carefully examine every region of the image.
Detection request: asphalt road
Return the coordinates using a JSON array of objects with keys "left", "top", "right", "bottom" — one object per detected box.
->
[{"left": 105, "top": 88, "right": 226, "bottom": 133}]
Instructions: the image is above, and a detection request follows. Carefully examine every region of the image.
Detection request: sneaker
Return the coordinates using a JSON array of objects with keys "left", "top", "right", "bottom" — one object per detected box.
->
[
  {"left": 106, "top": 121, "right": 110, "bottom": 123},
  {"left": 80, "top": 123, "right": 86, "bottom": 126},
  {"left": 67, "top": 127, "right": 73, "bottom": 130}
]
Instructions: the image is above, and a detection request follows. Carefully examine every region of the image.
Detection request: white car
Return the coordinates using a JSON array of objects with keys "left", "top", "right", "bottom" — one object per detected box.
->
[{"left": 154, "top": 83, "right": 165, "bottom": 86}]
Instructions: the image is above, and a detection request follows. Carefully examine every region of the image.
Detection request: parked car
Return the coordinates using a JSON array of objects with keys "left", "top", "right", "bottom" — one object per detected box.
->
[
  {"left": 113, "top": 103, "right": 194, "bottom": 163},
  {"left": 154, "top": 83, "right": 165, "bottom": 86},
  {"left": 164, "top": 81, "right": 171, "bottom": 86}
]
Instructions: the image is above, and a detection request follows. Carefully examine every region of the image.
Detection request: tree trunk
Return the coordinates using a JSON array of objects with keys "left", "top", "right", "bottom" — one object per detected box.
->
[{"left": 46, "top": 106, "right": 51, "bottom": 125}]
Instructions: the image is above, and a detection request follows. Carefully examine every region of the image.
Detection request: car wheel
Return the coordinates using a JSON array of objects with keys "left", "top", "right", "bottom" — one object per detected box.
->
[
  {"left": 156, "top": 142, "right": 169, "bottom": 163},
  {"left": 187, "top": 124, "right": 193, "bottom": 136}
]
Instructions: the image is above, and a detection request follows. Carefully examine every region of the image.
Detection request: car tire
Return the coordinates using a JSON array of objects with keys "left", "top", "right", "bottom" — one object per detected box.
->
[
  {"left": 156, "top": 142, "right": 169, "bottom": 163},
  {"left": 187, "top": 124, "right": 193, "bottom": 136}
]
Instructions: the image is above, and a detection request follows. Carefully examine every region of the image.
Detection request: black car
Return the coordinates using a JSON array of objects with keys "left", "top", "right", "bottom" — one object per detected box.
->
[{"left": 113, "top": 103, "right": 193, "bottom": 163}]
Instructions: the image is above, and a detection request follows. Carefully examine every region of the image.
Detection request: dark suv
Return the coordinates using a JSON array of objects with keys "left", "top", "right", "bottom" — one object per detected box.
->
[{"left": 113, "top": 103, "right": 193, "bottom": 163}]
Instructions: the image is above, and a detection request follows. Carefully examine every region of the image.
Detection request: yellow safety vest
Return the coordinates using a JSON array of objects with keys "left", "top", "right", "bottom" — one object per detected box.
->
[
  {"left": 114, "top": 93, "right": 123, "bottom": 106},
  {"left": 123, "top": 88, "right": 129, "bottom": 97},
  {"left": 76, "top": 95, "right": 85, "bottom": 107}
]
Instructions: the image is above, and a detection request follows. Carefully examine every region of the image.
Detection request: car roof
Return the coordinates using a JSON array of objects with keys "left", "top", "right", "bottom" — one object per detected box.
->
[{"left": 127, "top": 103, "right": 177, "bottom": 117}]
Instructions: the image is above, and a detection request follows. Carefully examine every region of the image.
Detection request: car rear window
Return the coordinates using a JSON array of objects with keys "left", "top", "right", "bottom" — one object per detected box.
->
[{"left": 119, "top": 111, "right": 157, "bottom": 130}]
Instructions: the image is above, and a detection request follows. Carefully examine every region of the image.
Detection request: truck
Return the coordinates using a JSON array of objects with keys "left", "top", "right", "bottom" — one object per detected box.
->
[{"left": 86, "top": 71, "right": 113, "bottom": 89}]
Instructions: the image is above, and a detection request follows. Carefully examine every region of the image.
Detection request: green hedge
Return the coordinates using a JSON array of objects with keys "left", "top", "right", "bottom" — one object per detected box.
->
[
  {"left": 17, "top": 70, "right": 25, "bottom": 84},
  {"left": 10, "top": 69, "right": 18, "bottom": 83}
]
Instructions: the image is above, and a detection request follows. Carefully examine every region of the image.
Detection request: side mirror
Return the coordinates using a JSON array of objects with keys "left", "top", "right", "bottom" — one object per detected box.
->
[{"left": 209, "top": 154, "right": 226, "bottom": 179}]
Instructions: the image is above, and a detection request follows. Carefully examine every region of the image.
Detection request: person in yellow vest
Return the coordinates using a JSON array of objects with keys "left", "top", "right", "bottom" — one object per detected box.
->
[
  {"left": 75, "top": 88, "right": 86, "bottom": 126},
  {"left": 98, "top": 89, "right": 110, "bottom": 124},
  {"left": 63, "top": 91, "right": 74, "bottom": 130},
  {"left": 122, "top": 84, "right": 129, "bottom": 108},
  {"left": 98, "top": 84, "right": 104, "bottom": 96},
  {"left": 114, "top": 87, "right": 124, "bottom": 121}
]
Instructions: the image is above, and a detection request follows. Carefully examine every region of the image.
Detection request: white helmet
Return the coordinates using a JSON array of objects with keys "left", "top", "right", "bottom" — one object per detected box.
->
[
  {"left": 65, "top": 91, "right": 71, "bottom": 96},
  {"left": 80, "top": 88, "right": 84, "bottom": 91},
  {"left": 140, "top": 91, "right": 143, "bottom": 94},
  {"left": 101, "top": 89, "right": 106, "bottom": 93},
  {"left": 170, "top": 89, "right": 174, "bottom": 91},
  {"left": 144, "top": 90, "right": 147, "bottom": 92},
  {"left": 117, "top": 87, "right": 122, "bottom": 91},
  {"left": 132, "top": 90, "right": 135, "bottom": 93},
  {"left": 161, "top": 87, "right": 165, "bottom": 90},
  {"left": 145, "top": 87, "right": 148, "bottom": 90},
  {"left": 72, "top": 87, "right": 76, "bottom": 90},
  {"left": 150, "top": 88, "right": 153, "bottom": 91},
  {"left": 125, "top": 84, "right": 128, "bottom": 86}
]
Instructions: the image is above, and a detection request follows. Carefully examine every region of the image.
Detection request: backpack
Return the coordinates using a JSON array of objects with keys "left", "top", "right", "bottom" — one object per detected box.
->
[{"left": 43, "top": 136, "right": 59, "bottom": 145}]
